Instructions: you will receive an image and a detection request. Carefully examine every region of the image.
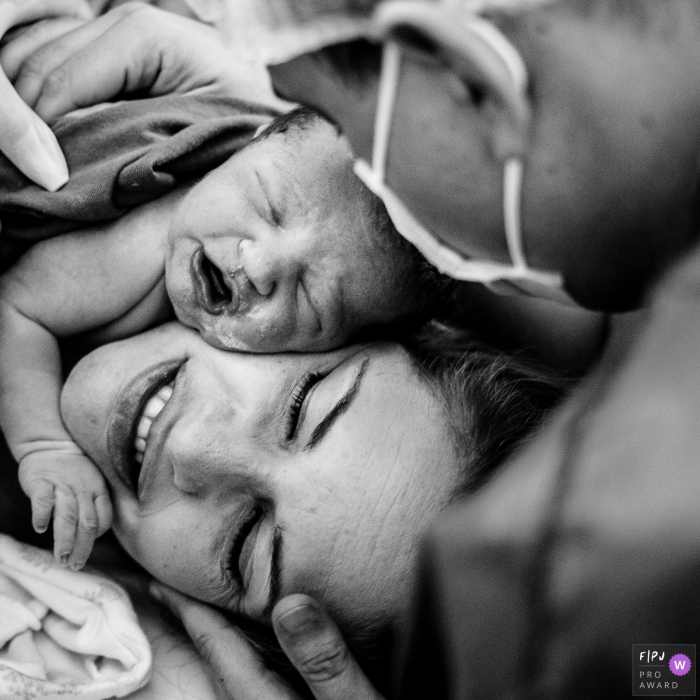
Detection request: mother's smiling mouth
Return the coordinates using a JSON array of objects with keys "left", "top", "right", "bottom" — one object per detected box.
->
[{"left": 107, "top": 360, "right": 182, "bottom": 495}]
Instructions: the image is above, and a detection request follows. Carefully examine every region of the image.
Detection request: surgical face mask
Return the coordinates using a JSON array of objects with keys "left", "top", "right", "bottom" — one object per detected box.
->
[{"left": 353, "top": 14, "right": 571, "bottom": 301}]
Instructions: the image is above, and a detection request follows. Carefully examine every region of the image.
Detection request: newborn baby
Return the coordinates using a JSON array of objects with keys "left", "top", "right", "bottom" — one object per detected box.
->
[{"left": 0, "top": 106, "right": 446, "bottom": 571}]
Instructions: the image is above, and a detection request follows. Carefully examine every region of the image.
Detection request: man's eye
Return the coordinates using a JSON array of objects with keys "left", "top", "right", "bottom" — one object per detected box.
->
[{"left": 286, "top": 372, "right": 323, "bottom": 440}]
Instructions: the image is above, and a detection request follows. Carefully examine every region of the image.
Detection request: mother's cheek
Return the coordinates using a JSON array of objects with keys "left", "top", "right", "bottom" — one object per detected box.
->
[
  {"left": 61, "top": 346, "right": 121, "bottom": 451},
  {"left": 115, "top": 509, "right": 221, "bottom": 603}
]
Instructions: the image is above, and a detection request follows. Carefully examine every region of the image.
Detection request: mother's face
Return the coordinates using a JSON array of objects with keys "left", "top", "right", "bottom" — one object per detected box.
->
[{"left": 61, "top": 323, "right": 458, "bottom": 629}]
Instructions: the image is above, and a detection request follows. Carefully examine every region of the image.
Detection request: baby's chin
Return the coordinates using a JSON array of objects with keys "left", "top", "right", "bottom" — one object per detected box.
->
[
  {"left": 174, "top": 297, "right": 354, "bottom": 352},
  {"left": 197, "top": 319, "right": 349, "bottom": 354},
  {"left": 199, "top": 327, "right": 258, "bottom": 353},
  {"left": 188, "top": 316, "right": 281, "bottom": 353}
]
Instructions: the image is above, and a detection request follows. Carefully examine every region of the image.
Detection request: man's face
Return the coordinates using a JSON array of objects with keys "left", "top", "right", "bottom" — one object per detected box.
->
[
  {"left": 271, "top": 3, "right": 700, "bottom": 312},
  {"left": 269, "top": 44, "right": 512, "bottom": 270}
]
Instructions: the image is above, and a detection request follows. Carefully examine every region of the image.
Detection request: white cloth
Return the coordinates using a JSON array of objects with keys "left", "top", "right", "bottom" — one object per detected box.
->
[{"left": 0, "top": 535, "right": 151, "bottom": 700}]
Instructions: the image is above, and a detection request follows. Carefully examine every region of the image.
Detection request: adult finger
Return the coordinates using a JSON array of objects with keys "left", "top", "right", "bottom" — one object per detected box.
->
[
  {"left": 12, "top": 5, "right": 137, "bottom": 112},
  {"left": 21, "top": 4, "right": 229, "bottom": 123},
  {"left": 0, "top": 0, "right": 89, "bottom": 188},
  {"left": 150, "top": 583, "right": 302, "bottom": 700},
  {"left": 0, "top": 0, "right": 92, "bottom": 37},
  {"left": 0, "top": 65, "right": 68, "bottom": 188},
  {"left": 1, "top": 16, "right": 86, "bottom": 81},
  {"left": 273, "top": 595, "right": 385, "bottom": 700}
]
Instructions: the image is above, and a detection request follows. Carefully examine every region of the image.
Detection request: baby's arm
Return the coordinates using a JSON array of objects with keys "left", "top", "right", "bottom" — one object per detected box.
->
[{"left": 0, "top": 190, "right": 183, "bottom": 568}]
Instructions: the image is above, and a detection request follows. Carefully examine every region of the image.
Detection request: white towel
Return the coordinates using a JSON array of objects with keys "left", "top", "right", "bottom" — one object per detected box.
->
[{"left": 0, "top": 534, "right": 151, "bottom": 700}]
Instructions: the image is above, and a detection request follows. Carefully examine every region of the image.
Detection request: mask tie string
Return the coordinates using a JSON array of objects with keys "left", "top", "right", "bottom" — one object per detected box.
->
[{"left": 368, "top": 40, "right": 402, "bottom": 187}]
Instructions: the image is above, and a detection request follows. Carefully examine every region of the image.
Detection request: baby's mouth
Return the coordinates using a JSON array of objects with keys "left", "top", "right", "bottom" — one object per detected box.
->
[{"left": 190, "top": 248, "right": 239, "bottom": 315}]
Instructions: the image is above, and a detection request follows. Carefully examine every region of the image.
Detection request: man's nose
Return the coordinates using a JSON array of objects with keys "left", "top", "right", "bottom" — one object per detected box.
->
[{"left": 239, "top": 236, "right": 304, "bottom": 298}]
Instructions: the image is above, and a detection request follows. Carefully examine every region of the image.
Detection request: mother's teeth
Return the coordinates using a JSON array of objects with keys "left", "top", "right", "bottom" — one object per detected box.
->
[
  {"left": 137, "top": 416, "right": 152, "bottom": 439},
  {"left": 142, "top": 394, "right": 165, "bottom": 419},
  {"left": 134, "top": 381, "right": 174, "bottom": 462}
]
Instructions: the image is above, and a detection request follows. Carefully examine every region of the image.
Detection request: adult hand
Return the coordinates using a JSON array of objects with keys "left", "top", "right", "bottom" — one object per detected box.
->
[
  {"left": 150, "top": 583, "right": 385, "bottom": 700},
  {"left": 0, "top": 0, "right": 92, "bottom": 190},
  {"left": 3, "top": 2, "right": 272, "bottom": 126}
]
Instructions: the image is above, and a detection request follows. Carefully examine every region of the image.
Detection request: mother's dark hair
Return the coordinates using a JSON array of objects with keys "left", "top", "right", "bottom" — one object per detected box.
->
[{"left": 407, "top": 321, "right": 568, "bottom": 498}]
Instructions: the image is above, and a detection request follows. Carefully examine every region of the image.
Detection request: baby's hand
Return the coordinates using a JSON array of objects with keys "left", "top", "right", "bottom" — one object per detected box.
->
[{"left": 18, "top": 450, "right": 112, "bottom": 570}]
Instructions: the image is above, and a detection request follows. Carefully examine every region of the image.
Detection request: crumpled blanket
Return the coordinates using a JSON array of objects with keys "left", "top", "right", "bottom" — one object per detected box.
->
[
  {"left": 0, "top": 534, "right": 152, "bottom": 700},
  {"left": 0, "top": 91, "right": 277, "bottom": 241}
]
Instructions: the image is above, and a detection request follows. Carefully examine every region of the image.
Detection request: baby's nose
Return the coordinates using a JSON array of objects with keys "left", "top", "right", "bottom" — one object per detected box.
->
[{"left": 240, "top": 237, "right": 303, "bottom": 297}]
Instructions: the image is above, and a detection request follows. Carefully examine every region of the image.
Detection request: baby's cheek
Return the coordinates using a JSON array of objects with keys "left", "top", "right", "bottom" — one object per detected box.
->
[{"left": 165, "top": 268, "right": 195, "bottom": 320}]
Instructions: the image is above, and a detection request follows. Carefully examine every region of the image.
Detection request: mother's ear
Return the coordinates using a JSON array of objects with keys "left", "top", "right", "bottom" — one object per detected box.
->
[{"left": 373, "top": 0, "right": 530, "bottom": 161}]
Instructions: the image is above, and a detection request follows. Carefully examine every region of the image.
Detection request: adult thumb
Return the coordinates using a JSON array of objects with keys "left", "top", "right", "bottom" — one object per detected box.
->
[
  {"left": 272, "top": 594, "right": 385, "bottom": 700},
  {"left": 0, "top": 2, "right": 71, "bottom": 190}
]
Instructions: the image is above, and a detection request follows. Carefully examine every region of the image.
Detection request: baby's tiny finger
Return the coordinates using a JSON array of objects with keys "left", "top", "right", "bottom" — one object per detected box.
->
[
  {"left": 29, "top": 481, "right": 55, "bottom": 533},
  {"left": 53, "top": 489, "right": 79, "bottom": 566},
  {"left": 94, "top": 492, "right": 113, "bottom": 537},
  {"left": 69, "top": 494, "right": 99, "bottom": 570}
]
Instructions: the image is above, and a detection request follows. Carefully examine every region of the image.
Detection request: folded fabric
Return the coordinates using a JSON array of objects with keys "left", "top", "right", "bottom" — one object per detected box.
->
[
  {"left": 89, "top": 1, "right": 224, "bottom": 24},
  {"left": 0, "top": 534, "right": 152, "bottom": 700},
  {"left": 0, "top": 90, "right": 278, "bottom": 241}
]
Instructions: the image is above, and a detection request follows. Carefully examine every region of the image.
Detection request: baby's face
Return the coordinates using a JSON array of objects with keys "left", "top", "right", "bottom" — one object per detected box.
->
[{"left": 166, "top": 119, "right": 405, "bottom": 352}]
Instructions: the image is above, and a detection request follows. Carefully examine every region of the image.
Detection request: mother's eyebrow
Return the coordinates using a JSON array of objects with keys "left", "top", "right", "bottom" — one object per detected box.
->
[{"left": 304, "top": 357, "right": 370, "bottom": 451}]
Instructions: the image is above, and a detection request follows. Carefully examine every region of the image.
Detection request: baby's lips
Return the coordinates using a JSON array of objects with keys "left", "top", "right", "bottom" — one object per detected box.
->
[{"left": 189, "top": 247, "right": 240, "bottom": 316}]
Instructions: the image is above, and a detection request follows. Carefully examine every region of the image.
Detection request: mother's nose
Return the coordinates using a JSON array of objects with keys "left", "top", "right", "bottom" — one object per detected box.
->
[{"left": 162, "top": 398, "right": 270, "bottom": 495}]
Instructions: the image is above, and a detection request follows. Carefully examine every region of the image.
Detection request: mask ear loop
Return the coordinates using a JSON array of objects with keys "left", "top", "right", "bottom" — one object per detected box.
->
[
  {"left": 359, "top": 40, "right": 402, "bottom": 190},
  {"left": 465, "top": 17, "right": 565, "bottom": 291},
  {"left": 503, "top": 157, "right": 528, "bottom": 272},
  {"left": 460, "top": 17, "right": 533, "bottom": 276}
]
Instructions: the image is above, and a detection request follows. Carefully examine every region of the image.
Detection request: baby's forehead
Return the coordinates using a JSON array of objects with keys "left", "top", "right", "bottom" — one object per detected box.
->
[
  {"left": 254, "top": 108, "right": 342, "bottom": 148},
  {"left": 245, "top": 123, "right": 358, "bottom": 202}
]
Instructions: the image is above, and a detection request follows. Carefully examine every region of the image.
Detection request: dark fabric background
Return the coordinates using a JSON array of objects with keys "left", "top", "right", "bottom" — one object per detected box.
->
[{"left": 396, "top": 246, "right": 700, "bottom": 699}]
